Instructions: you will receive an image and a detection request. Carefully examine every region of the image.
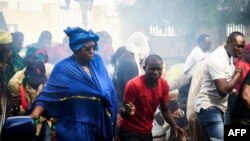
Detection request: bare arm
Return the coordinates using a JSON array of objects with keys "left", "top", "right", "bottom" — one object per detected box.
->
[
  {"left": 119, "top": 81, "right": 137, "bottom": 118},
  {"left": 214, "top": 69, "right": 242, "bottom": 97},
  {"left": 160, "top": 102, "right": 187, "bottom": 138},
  {"left": 160, "top": 102, "right": 178, "bottom": 127},
  {"left": 30, "top": 105, "right": 44, "bottom": 119},
  {"left": 169, "top": 74, "right": 191, "bottom": 91}
]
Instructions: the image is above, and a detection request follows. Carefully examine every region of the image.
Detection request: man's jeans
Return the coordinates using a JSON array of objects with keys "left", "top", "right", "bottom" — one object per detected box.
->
[{"left": 197, "top": 107, "right": 224, "bottom": 141}]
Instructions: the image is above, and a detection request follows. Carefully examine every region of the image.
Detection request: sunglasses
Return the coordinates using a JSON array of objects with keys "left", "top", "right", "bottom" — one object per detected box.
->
[{"left": 83, "top": 45, "right": 96, "bottom": 52}]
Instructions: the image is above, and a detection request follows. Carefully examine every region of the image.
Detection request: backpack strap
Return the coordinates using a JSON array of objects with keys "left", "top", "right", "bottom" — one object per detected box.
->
[{"left": 20, "top": 84, "right": 27, "bottom": 110}]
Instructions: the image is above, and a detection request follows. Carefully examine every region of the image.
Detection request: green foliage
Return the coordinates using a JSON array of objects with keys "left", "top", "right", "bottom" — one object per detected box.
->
[
  {"left": 220, "top": 0, "right": 250, "bottom": 24},
  {"left": 117, "top": 0, "right": 250, "bottom": 32}
]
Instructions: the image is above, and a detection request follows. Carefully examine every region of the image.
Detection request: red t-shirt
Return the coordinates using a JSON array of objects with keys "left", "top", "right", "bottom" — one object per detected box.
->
[
  {"left": 120, "top": 75, "right": 169, "bottom": 135},
  {"left": 235, "top": 59, "right": 250, "bottom": 92}
]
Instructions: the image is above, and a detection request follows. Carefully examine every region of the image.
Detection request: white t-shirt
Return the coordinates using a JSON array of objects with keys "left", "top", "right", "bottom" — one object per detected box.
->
[
  {"left": 183, "top": 46, "right": 208, "bottom": 74},
  {"left": 194, "top": 46, "right": 234, "bottom": 113}
]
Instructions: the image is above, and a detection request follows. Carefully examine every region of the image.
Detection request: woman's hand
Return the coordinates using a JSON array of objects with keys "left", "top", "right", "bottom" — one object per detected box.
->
[{"left": 30, "top": 105, "right": 44, "bottom": 119}]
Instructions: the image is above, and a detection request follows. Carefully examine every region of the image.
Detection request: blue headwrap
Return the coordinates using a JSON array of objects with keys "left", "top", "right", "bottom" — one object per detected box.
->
[{"left": 64, "top": 27, "right": 99, "bottom": 52}]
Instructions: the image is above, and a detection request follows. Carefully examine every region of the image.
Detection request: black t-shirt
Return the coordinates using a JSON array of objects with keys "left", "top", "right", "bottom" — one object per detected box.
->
[
  {"left": 231, "top": 71, "right": 250, "bottom": 121},
  {"left": 111, "top": 47, "right": 139, "bottom": 107}
]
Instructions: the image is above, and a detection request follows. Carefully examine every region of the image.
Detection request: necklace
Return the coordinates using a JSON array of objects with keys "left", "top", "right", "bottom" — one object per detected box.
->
[{"left": 82, "top": 66, "right": 91, "bottom": 77}]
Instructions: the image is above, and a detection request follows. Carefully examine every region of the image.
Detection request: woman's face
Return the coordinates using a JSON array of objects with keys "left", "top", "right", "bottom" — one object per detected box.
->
[{"left": 75, "top": 41, "right": 96, "bottom": 63}]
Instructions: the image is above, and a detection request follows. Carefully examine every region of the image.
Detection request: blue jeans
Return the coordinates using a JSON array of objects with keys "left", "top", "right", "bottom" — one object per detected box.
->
[{"left": 196, "top": 107, "right": 224, "bottom": 141}]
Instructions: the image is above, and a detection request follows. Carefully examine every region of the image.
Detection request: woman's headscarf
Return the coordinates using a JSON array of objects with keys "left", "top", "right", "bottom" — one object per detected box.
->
[
  {"left": 24, "top": 47, "right": 49, "bottom": 64},
  {"left": 64, "top": 27, "right": 99, "bottom": 52}
]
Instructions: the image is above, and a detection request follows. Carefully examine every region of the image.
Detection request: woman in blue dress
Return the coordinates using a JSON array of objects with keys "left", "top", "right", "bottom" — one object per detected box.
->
[{"left": 30, "top": 27, "right": 117, "bottom": 141}]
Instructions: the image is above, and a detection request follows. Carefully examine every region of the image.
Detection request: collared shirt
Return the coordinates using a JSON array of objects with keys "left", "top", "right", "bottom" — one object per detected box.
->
[
  {"left": 195, "top": 46, "right": 235, "bottom": 113},
  {"left": 183, "top": 46, "right": 209, "bottom": 74}
]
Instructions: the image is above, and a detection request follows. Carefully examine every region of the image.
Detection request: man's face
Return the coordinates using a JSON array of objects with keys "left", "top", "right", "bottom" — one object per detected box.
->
[
  {"left": 143, "top": 59, "right": 163, "bottom": 81},
  {"left": 200, "top": 37, "right": 211, "bottom": 51},
  {"left": 228, "top": 35, "right": 245, "bottom": 58},
  {"left": 40, "top": 38, "right": 52, "bottom": 49},
  {"left": 13, "top": 37, "right": 24, "bottom": 52}
]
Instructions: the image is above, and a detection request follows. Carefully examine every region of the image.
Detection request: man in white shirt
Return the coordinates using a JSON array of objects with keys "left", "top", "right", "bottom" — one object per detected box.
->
[
  {"left": 169, "top": 34, "right": 211, "bottom": 115},
  {"left": 194, "top": 31, "right": 245, "bottom": 141},
  {"left": 183, "top": 34, "right": 211, "bottom": 74}
]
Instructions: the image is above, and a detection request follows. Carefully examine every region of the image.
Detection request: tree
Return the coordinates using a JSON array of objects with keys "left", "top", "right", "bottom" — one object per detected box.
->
[
  {"left": 117, "top": 0, "right": 250, "bottom": 38},
  {"left": 219, "top": 0, "right": 250, "bottom": 24}
]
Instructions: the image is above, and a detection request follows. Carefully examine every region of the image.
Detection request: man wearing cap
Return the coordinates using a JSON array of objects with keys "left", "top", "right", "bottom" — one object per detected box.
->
[
  {"left": 0, "top": 30, "right": 13, "bottom": 137},
  {"left": 30, "top": 27, "right": 118, "bottom": 141},
  {"left": 4, "top": 32, "right": 26, "bottom": 83}
]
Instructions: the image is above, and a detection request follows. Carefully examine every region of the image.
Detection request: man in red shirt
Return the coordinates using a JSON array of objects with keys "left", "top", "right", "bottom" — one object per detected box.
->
[{"left": 118, "top": 54, "right": 187, "bottom": 141}]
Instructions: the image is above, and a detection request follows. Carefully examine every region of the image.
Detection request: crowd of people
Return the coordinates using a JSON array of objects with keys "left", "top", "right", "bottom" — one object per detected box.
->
[
  {"left": 170, "top": 31, "right": 248, "bottom": 141},
  {"left": 0, "top": 26, "right": 249, "bottom": 141}
]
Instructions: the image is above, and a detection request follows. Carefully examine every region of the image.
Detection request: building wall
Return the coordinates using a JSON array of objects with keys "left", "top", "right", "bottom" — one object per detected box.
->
[
  {"left": 2, "top": 1, "right": 122, "bottom": 49},
  {"left": 2, "top": 2, "right": 64, "bottom": 45},
  {"left": 91, "top": 5, "right": 122, "bottom": 50},
  {"left": 2, "top": 1, "right": 249, "bottom": 60}
]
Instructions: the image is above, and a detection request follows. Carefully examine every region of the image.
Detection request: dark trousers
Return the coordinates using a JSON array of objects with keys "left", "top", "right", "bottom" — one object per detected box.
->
[{"left": 118, "top": 130, "right": 152, "bottom": 141}]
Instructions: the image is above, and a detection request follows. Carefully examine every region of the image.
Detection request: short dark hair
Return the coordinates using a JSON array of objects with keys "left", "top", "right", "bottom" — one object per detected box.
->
[
  {"left": 38, "top": 30, "right": 52, "bottom": 42},
  {"left": 227, "top": 31, "right": 244, "bottom": 44},
  {"left": 144, "top": 54, "right": 163, "bottom": 66},
  {"left": 11, "top": 32, "right": 24, "bottom": 41},
  {"left": 198, "top": 34, "right": 210, "bottom": 44}
]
